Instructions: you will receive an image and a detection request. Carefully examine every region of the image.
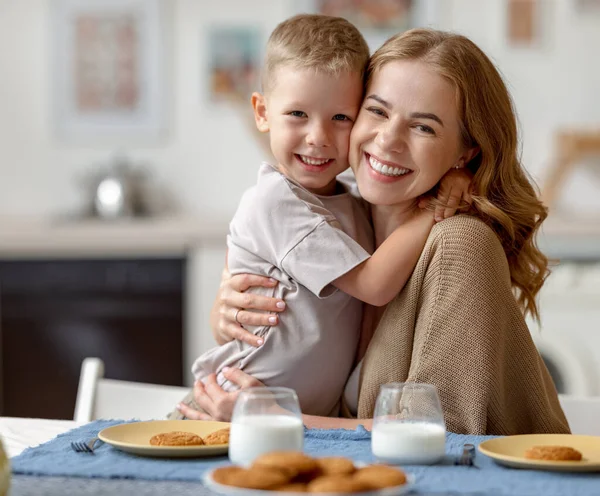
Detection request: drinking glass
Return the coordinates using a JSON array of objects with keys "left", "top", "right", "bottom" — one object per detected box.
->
[
  {"left": 372, "top": 382, "right": 446, "bottom": 465},
  {"left": 0, "top": 435, "right": 9, "bottom": 496},
  {"left": 228, "top": 387, "right": 304, "bottom": 466}
]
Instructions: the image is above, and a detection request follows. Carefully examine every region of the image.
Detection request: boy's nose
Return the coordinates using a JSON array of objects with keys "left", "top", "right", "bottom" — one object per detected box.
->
[{"left": 306, "top": 122, "right": 331, "bottom": 147}]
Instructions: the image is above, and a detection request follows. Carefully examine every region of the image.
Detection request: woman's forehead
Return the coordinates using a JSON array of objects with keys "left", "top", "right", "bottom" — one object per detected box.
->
[{"left": 367, "top": 60, "right": 457, "bottom": 115}]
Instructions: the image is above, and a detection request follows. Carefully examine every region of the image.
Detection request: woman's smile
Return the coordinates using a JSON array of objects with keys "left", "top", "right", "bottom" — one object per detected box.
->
[{"left": 364, "top": 152, "right": 413, "bottom": 183}]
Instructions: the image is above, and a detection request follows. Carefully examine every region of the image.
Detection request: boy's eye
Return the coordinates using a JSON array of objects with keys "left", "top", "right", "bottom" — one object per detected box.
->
[
  {"left": 333, "top": 114, "right": 352, "bottom": 122},
  {"left": 366, "top": 106, "right": 386, "bottom": 117},
  {"left": 288, "top": 110, "right": 307, "bottom": 118}
]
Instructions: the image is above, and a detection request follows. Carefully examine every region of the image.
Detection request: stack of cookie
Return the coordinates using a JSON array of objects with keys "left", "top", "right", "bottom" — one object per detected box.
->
[{"left": 211, "top": 451, "right": 407, "bottom": 492}]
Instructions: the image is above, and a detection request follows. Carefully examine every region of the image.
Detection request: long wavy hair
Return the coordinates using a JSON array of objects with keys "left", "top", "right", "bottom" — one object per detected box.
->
[{"left": 368, "top": 29, "right": 549, "bottom": 320}]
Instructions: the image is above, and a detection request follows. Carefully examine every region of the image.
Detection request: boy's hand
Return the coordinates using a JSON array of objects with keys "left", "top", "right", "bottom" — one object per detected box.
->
[{"left": 433, "top": 167, "right": 474, "bottom": 222}]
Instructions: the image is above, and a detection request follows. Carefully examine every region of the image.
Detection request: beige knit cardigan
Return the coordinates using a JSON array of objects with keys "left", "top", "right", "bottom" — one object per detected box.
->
[{"left": 356, "top": 215, "right": 570, "bottom": 435}]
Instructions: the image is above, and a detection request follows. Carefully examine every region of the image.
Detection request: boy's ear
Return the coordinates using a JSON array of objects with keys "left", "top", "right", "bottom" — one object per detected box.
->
[{"left": 251, "top": 92, "right": 269, "bottom": 133}]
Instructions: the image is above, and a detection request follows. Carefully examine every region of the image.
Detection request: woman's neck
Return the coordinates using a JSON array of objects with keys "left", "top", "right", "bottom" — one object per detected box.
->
[{"left": 371, "top": 200, "right": 420, "bottom": 247}]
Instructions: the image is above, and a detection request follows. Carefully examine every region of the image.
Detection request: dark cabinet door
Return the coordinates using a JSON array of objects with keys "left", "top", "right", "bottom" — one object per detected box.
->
[{"left": 0, "top": 258, "right": 184, "bottom": 420}]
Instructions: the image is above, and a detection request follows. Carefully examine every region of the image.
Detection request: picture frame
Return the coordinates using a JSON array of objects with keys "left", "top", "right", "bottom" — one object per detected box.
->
[
  {"left": 507, "top": 0, "right": 539, "bottom": 47},
  {"left": 290, "top": 0, "right": 445, "bottom": 52},
  {"left": 575, "top": 0, "right": 600, "bottom": 11},
  {"left": 207, "top": 26, "right": 262, "bottom": 103},
  {"left": 51, "top": 0, "right": 166, "bottom": 141}
]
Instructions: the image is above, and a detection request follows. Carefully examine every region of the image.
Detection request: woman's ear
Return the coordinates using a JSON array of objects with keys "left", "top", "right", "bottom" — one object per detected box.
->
[
  {"left": 461, "top": 146, "right": 480, "bottom": 167},
  {"left": 251, "top": 92, "right": 269, "bottom": 133}
]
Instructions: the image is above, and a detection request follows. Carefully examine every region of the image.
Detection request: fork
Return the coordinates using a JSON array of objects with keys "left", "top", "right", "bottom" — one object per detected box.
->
[
  {"left": 70, "top": 437, "right": 101, "bottom": 454},
  {"left": 454, "top": 443, "right": 479, "bottom": 468}
]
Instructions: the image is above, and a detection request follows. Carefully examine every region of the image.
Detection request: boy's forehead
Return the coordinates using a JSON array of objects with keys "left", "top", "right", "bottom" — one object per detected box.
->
[{"left": 266, "top": 64, "right": 364, "bottom": 102}]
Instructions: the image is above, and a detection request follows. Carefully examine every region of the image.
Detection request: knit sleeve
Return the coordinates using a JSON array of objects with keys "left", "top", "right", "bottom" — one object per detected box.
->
[{"left": 406, "top": 216, "right": 569, "bottom": 435}]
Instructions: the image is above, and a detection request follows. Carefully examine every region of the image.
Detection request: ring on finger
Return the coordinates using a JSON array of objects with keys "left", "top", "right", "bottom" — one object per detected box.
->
[{"left": 234, "top": 308, "right": 242, "bottom": 324}]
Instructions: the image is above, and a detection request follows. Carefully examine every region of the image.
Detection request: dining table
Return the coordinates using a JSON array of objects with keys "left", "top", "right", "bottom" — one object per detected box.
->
[
  {"left": 2, "top": 416, "right": 599, "bottom": 496},
  {"left": 1, "top": 417, "right": 224, "bottom": 496}
]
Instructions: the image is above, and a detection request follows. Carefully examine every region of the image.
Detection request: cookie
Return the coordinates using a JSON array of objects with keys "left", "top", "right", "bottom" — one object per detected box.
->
[
  {"left": 222, "top": 466, "right": 291, "bottom": 490},
  {"left": 252, "top": 451, "right": 319, "bottom": 479},
  {"left": 203, "top": 427, "right": 230, "bottom": 445},
  {"left": 307, "top": 475, "right": 369, "bottom": 493},
  {"left": 212, "top": 466, "right": 246, "bottom": 485},
  {"left": 316, "top": 457, "right": 356, "bottom": 476},
  {"left": 353, "top": 465, "right": 407, "bottom": 489},
  {"left": 524, "top": 445, "right": 583, "bottom": 461},
  {"left": 149, "top": 431, "right": 205, "bottom": 446},
  {"left": 274, "top": 482, "right": 309, "bottom": 492}
]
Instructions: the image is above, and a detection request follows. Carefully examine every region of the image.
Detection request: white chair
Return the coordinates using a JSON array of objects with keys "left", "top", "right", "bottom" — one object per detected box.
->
[
  {"left": 559, "top": 394, "right": 600, "bottom": 436},
  {"left": 73, "top": 357, "right": 190, "bottom": 423}
]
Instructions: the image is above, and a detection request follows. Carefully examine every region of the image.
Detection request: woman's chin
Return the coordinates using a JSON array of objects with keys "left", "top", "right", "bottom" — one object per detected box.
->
[
  {"left": 356, "top": 172, "right": 405, "bottom": 206},
  {"left": 357, "top": 186, "right": 401, "bottom": 206}
]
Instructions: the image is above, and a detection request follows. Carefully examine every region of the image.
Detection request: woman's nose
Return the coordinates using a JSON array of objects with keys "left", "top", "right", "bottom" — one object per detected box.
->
[
  {"left": 374, "top": 125, "right": 405, "bottom": 153},
  {"left": 306, "top": 122, "right": 331, "bottom": 147}
]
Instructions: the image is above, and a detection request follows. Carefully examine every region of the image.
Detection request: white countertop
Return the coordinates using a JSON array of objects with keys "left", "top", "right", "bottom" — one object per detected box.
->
[
  {"left": 0, "top": 213, "right": 597, "bottom": 260},
  {"left": 540, "top": 215, "right": 600, "bottom": 262},
  {"left": 0, "top": 215, "right": 229, "bottom": 257}
]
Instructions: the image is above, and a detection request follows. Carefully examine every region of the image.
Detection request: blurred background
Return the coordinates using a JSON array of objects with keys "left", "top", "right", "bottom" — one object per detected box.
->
[{"left": 0, "top": 0, "right": 599, "bottom": 420}]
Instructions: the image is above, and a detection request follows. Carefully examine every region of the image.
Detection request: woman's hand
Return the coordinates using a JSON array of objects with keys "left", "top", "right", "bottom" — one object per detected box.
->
[
  {"left": 176, "top": 368, "right": 264, "bottom": 421},
  {"left": 211, "top": 268, "right": 286, "bottom": 347}
]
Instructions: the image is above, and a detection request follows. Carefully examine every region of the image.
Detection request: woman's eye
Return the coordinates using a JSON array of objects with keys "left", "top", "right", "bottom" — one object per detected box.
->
[
  {"left": 289, "top": 110, "right": 307, "bottom": 118},
  {"left": 333, "top": 114, "right": 351, "bottom": 121},
  {"left": 366, "top": 106, "right": 386, "bottom": 117},
  {"left": 416, "top": 124, "right": 435, "bottom": 134}
]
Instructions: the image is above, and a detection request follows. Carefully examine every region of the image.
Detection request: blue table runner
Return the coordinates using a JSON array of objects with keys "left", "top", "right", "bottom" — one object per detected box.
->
[{"left": 11, "top": 420, "right": 600, "bottom": 495}]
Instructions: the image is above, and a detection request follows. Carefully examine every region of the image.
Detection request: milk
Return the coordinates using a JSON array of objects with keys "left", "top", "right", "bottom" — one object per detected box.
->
[
  {"left": 372, "top": 422, "right": 446, "bottom": 465},
  {"left": 229, "top": 414, "right": 304, "bottom": 466}
]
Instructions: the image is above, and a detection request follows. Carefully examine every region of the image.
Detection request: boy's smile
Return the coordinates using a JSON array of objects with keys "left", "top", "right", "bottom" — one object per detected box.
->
[
  {"left": 252, "top": 66, "right": 363, "bottom": 196},
  {"left": 295, "top": 154, "right": 335, "bottom": 172}
]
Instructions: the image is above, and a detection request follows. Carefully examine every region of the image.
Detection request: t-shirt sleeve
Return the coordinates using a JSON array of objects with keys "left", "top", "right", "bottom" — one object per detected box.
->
[
  {"left": 280, "top": 219, "right": 371, "bottom": 298},
  {"left": 229, "top": 166, "right": 371, "bottom": 297}
]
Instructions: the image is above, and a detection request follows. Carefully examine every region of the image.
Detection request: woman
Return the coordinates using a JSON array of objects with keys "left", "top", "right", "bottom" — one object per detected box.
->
[{"left": 178, "top": 29, "right": 569, "bottom": 435}]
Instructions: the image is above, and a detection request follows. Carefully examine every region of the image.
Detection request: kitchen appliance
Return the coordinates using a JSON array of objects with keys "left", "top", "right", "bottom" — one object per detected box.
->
[{"left": 84, "top": 154, "right": 151, "bottom": 219}]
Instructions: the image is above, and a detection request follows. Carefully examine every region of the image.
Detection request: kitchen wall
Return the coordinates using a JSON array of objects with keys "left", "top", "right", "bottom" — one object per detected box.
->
[
  {"left": 1, "top": 0, "right": 599, "bottom": 219},
  {"left": 0, "top": 0, "right": 284, "bottom": 219}
]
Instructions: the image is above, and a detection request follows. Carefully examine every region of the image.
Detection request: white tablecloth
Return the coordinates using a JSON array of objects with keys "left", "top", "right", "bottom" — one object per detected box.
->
[{"left": 0, "top": 417, "right": 82, "bottom": 458}]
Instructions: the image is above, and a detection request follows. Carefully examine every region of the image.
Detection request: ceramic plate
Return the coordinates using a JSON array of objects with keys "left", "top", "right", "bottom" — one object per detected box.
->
[
  {"left": 98, "top": 420, "right": 230, "bottom": 458},
  {"left": 478, "top": 434, "right": 600, "bottom": 472},
  {"left": 203, "top": 467, "right": 414, "bottom": 496}
]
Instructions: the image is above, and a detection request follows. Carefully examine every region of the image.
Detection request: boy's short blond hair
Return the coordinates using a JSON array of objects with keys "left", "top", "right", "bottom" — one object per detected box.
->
[{"left": 262, "top": 14, "right": 370, "bottom": 93}]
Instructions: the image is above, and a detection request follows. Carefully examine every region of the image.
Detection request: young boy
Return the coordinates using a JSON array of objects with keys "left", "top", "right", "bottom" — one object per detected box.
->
[{"left": 182, "top": 14, "right": 470, "bottom": 417}]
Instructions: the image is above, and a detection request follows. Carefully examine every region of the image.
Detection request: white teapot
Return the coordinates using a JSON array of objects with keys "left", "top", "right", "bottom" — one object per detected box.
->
[{"left": 0, "top": 435, "right": 9, "bottom": 496}]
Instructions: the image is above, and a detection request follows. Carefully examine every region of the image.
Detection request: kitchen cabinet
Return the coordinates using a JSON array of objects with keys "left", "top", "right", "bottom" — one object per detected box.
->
[{"left": 0, "top": 258, "right": 185, "bottom": 419}]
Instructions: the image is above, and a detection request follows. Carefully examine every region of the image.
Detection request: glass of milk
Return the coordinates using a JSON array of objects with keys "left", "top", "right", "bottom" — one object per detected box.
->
[
  {"left": 372, "top": 382, "right": 446, "bottom": 465},
  {"left": 229, "top": 387, "right": 304, "bottom": 466}
]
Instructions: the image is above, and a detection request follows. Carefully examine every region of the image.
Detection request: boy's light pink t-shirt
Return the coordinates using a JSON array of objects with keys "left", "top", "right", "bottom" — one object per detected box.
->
[{"left": 192, "top": 163, "right": 373, "bottom": 417}]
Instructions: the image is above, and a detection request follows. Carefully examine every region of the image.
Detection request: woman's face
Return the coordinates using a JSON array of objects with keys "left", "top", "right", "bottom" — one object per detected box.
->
[{"left": 350, "top": 59, "right": 472, "bottom": 206}]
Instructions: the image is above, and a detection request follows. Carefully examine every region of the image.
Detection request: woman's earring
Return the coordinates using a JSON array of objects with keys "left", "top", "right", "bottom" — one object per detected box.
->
[{"left": 454, "top": 160, "right": 465, "bottom": 169}]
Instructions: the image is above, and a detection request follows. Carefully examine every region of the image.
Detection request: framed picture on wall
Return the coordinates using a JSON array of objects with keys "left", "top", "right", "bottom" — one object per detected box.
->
[
  {"left": 290, "top": 0, "right": 445, "bottom": 52},
  {"left": 52, "top": 0, "right": 166, "bottom": 141},
  {"left": 207, "top": 26, "right": 262, "bottom": 103},
  {"left": 507, "top": 0, "right": 539, "bottom": 47},
  {"left": 316, "top": 0, "right": 413, "bottom": 31}
]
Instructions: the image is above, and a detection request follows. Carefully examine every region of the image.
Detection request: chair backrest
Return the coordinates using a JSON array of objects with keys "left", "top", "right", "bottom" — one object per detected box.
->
[
  {"left": 74, "top": 357, "right": 189, "bottom": 423},
  {"left": 559, "top": 394, "right": 600, "bottom": 436}
]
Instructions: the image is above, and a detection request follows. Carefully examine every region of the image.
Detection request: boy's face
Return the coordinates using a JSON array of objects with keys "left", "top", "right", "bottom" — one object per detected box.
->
[{"left": 252, "top": 66, "right": 363, "bottom": 196}]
